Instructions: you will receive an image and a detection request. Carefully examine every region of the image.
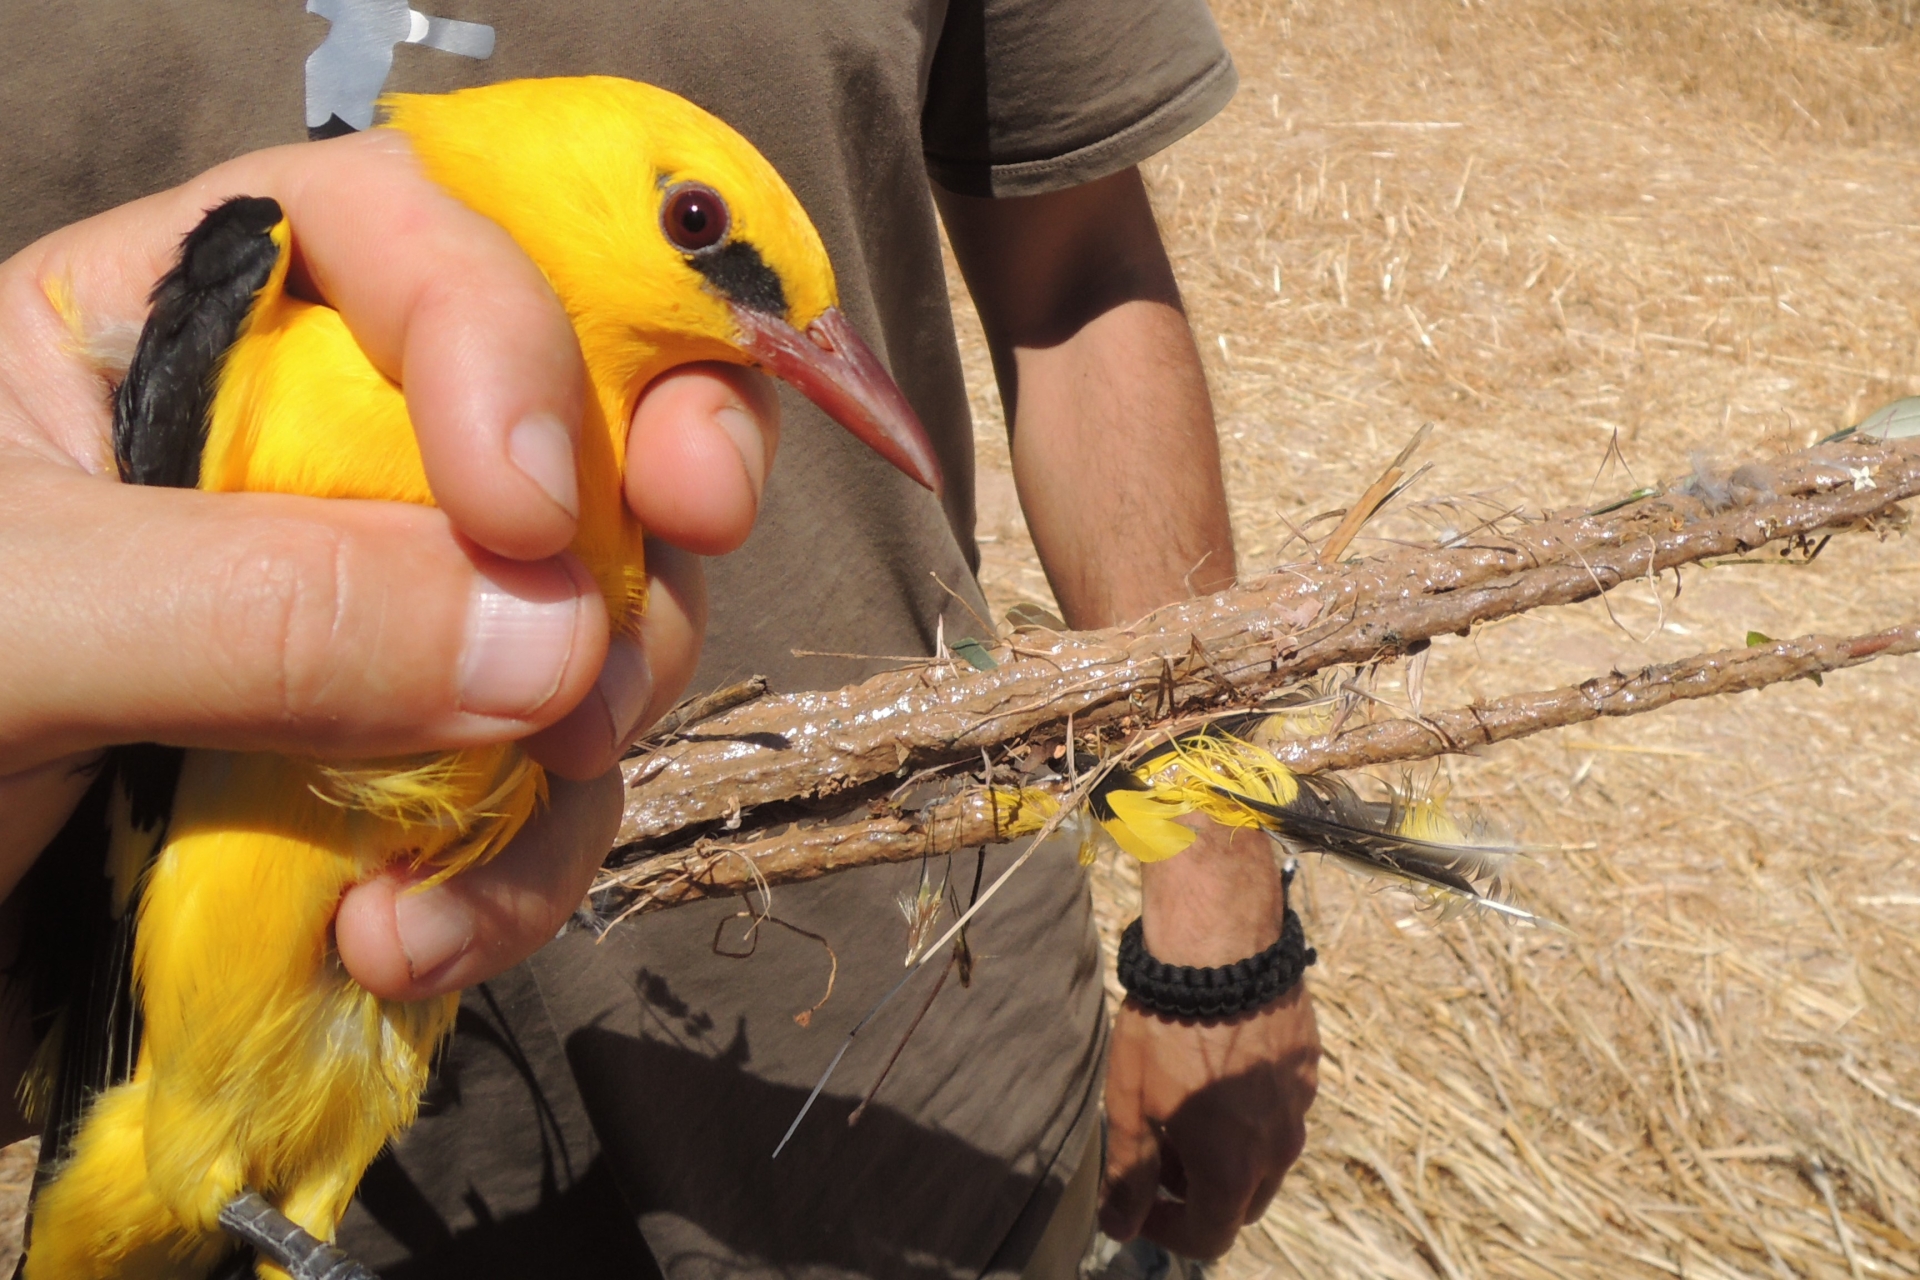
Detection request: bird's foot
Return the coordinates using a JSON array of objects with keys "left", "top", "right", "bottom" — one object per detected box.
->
[{"left": 218, "top": 1191, "right": 380, "bottom": 1280}]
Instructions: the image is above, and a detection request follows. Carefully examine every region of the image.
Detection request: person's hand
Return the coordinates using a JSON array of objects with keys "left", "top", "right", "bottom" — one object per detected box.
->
[
  {"left": 1099, "top": 824, "right": 1322, "bottom": 1259},
  {"left": 0, "top": 129, "right": 780, "bottom": 1001}
]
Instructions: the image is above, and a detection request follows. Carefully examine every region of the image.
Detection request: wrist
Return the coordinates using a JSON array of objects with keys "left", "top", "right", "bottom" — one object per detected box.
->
[
  {"left": 1139, "top": 820, "right": 1285, "bottom": 966},
  {"left": 1116, "top": 899, "right": 1314, "bottom": 1022}
]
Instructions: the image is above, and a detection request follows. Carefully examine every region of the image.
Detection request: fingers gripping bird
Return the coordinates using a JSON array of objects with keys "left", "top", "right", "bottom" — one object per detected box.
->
[{"left": 19, "top": 76, "right": 941, "bottom": 1280}]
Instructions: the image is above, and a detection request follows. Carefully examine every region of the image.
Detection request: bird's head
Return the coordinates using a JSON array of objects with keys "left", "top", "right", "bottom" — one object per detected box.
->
[{"left": 381, "top": 76, "right": 941, "bottom": 492}]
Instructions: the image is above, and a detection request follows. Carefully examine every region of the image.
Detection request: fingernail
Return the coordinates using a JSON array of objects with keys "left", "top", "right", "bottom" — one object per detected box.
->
[
  {"left": 509, "top": 413, "right": 580, "bottom": 519},
  {"left": 595, "top": 636, "right": 654, "bottom": 753},
  {"left": 458, "top": 564, "right": 579, "bottom": 718},
  {"left": 394, "top": 886, "right": 474, "bottom": 981},
  {"left": 715, "top": 403, "right": 766, "bottom": 503}
]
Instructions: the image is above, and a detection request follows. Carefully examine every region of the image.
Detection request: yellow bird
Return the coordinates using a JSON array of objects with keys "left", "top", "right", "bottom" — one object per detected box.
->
[{"left": 20, "top": 76, "right": 939, "bottom": 1280}]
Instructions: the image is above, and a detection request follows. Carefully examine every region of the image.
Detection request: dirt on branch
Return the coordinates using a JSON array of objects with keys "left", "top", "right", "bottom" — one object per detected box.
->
[
  {"left": 598, "top": 620, "right": 1919, "bottom": 915},
  {"left": 614, "top": 434, "right": 1919, "bottom": 859}
]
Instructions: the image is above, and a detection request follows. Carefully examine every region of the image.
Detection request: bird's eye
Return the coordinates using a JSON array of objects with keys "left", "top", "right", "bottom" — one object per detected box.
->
[{"left": 662, "top": 183, "right": 730, "bottom": 252}]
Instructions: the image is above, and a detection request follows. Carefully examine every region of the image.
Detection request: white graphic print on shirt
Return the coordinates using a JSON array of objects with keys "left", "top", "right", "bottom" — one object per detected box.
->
[{"left": 305, "top": 0, "right": 494, "bottom": 137}]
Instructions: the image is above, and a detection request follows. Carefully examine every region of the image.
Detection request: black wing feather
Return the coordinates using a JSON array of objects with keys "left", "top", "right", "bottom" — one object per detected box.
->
[
  {"left": 19, "top": 196, "right": 281, "bottom": 1185},
  {"left": 113, "top": 195, "right": 283, "bottom": 488},
  {"left": 1211, "top": 776, "right": 1485, "bottom": 898},
  {"left": 15, "top": 748, "right": 183, "bottom": 1173},
  {"left": 1075, "top": 752, "right": 1151, "bottom": 822}
]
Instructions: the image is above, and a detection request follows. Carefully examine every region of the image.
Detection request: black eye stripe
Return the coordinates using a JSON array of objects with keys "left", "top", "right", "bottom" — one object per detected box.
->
[{"left": 688, "top": 241, "right": 787, "bottom": 316}]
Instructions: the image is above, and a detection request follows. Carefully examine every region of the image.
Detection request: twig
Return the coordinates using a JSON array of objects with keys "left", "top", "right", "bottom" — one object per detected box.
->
[
  {"left": 612, "top": 435, "right": 1920, "bottom": 856},
  {"left": 1277, "top": 624, "right": 1920, "bottom": 772},
  {"left": 630, "top": 676, "right": 769, "bottom": 747},
  {"left": 594, "top": 623, "right": 1919, "bottom": 913}
]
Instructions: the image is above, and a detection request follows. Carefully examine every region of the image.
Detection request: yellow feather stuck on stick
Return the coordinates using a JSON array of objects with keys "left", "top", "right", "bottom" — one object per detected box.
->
[
  {"left": 1074, "top": 720, "right": 1547, "bottom": 925},
  {"left": 22, "top": 77, "right": 940, "bottom": 1280}
]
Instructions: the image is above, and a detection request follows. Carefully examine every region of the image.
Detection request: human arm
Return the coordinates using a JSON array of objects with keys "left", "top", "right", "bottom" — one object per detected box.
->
[
  {"left": 936, "top": 166, "right": 1320, "bottom": 1258},
  {"left": 935, "top": 167, "right": 1231, "bottom": 624}
]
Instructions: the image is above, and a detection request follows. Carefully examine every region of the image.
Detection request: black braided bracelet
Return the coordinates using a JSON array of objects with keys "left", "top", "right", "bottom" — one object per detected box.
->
[{"left": 1116, "top": 908, "right": 1317, "bottom": 1020}]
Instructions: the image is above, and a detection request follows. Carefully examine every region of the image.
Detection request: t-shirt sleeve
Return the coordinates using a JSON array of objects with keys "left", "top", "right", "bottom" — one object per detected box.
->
[{"left": 921, "top": 0, "right": 1236, "bottom": 197}]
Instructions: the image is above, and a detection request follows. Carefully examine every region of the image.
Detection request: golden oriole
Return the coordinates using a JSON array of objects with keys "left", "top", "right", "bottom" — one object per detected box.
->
[{"left": 18, "top": 76, "right": 939, "bottom": 1280}]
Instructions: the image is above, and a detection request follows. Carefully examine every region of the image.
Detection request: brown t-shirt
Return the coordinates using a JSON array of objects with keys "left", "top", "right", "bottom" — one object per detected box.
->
[{"left": 3, "top": 4, "right": 1234, "bottom": 1278}]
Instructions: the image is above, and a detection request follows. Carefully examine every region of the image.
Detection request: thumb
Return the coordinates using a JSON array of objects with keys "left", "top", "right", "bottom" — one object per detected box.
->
[{"left": 0, "top": 455, "right": 608, "bottom": 774}]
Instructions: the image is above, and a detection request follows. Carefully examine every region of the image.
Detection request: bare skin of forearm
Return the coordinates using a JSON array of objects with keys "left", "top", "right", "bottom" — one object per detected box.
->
[
  {"left": 938, "top": 170, "right": 1273, "bottom": 962},
  {"left": 1005, "top": 300, "right": 1235, "bottom": 628},
  {"left": 1003, "top": 277, "right": 1280, "bottom": 962},
  {"left": 1142, "top": 822, "right": 1283, "bottom": 959},
  {"left": 1004, "top": 295, "right": 1275, "bottom": 958},
  {"left": 937, "top": 168, "right": 1234, "bottom": 630}
]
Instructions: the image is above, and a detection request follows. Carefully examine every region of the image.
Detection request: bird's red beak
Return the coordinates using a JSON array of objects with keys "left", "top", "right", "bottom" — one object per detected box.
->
[{"left": 730, "top": 304, "right": 943, "bottom": 493}]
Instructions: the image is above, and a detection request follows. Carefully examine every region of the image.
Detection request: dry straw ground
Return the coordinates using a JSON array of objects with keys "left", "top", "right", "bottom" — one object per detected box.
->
[{"left": 962, "top": 0, "right": 1920, "bottom": 1275}]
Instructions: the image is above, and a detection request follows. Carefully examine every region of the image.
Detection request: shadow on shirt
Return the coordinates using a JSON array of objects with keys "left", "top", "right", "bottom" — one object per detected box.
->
[
  {"left": 356, "top": 1149, "right": 660, "bottom": 1280},
  {"left": 563, "top": 1024, "right": 1065, "bottom": 1280},
  {"left": 347, "top": 980, "right": 1066, "bottom": 1280}
]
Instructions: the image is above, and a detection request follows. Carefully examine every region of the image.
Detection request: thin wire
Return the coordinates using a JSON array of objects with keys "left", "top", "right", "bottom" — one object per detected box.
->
[{"left": 771, "top": 968, "right": 916, "bottom": 1158}]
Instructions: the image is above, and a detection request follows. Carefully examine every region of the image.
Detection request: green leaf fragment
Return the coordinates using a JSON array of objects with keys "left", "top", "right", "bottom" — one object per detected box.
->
[{"left": 949, "top": 638, "right": 999, "bottom": 671}]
